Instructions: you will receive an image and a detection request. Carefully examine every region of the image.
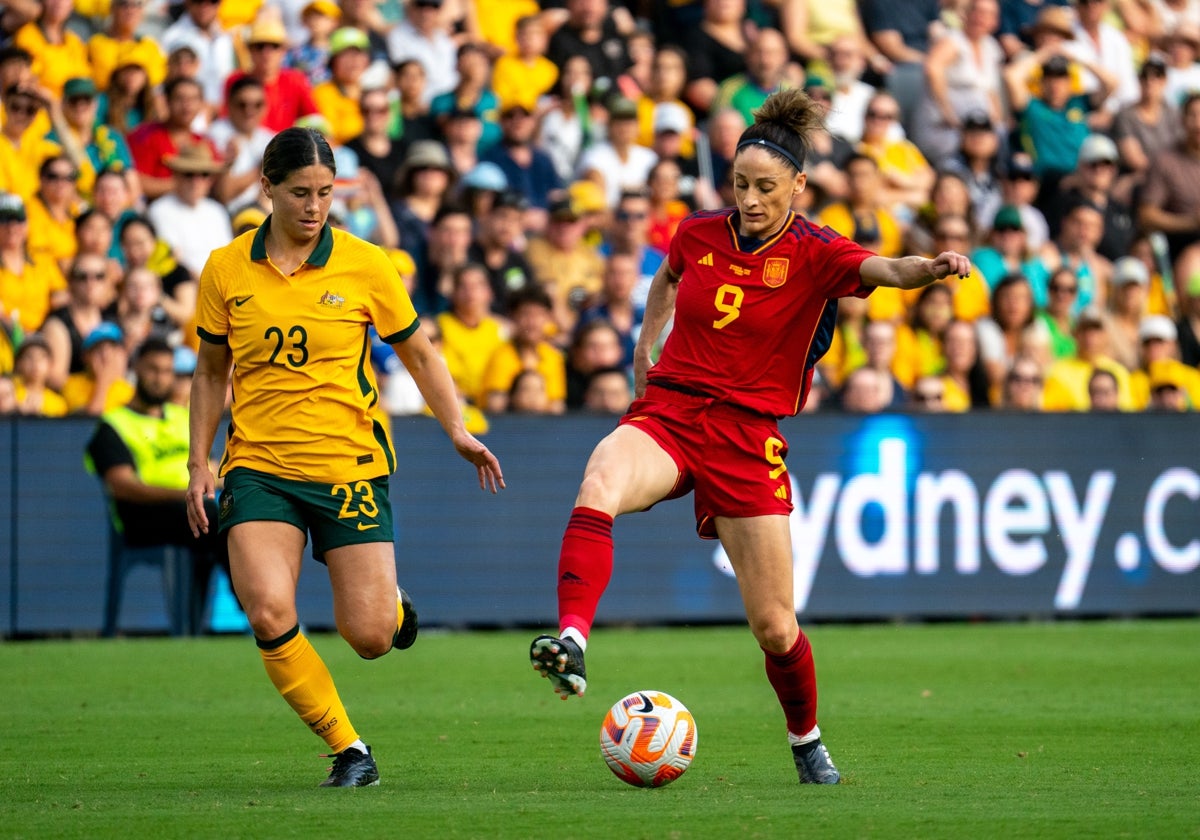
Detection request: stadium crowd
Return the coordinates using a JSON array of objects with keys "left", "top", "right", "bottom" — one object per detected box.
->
[{"left": 2, "top": 0, "right": 1200, "bottom": 422}]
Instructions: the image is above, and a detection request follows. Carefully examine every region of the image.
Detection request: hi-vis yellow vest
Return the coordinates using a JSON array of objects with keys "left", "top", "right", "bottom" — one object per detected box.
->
[{"left": 85, "top": 404, "right": 191, "bottom": 492}]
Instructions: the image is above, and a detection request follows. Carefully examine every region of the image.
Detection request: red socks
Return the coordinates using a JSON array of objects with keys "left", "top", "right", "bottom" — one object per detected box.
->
[
  {"left": 763, "top": 629, "right": 818, "bottom": 738},
  {"left": 556, "top": 506, "right": 614, "bottom": 638}
]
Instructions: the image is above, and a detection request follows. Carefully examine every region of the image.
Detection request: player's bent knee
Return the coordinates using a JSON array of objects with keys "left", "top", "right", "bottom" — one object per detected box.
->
[
  {"left": 347, "top": 628, "right": 394, "bottom": 660},
  {"left": 750, "top": 617, "right": 801, "bottom": 654}
]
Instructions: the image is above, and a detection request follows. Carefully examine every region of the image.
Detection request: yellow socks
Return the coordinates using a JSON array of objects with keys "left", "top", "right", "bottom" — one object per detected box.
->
[{"left": 257, "top": 625, "right": 359, "bottom": 754}]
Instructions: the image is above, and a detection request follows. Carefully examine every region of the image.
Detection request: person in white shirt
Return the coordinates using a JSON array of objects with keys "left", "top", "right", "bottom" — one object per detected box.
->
[
  {"left": 575, "top": 95, "right": 657, "bottom": 209},
  {"left": 1066, "top": 0, "right": 1140, "bottom": 114},
  {"left": 206, "top": 76, "right": 276, "bottom": 211},
  {"left": 386, "top": 0, "right": 458, "bottom": 104},
  {"left": 146, "top": 144, "right": 233, "bottom": 279},
  {"left": 162, "top": 0, "right": 238, "bottom": 115}
]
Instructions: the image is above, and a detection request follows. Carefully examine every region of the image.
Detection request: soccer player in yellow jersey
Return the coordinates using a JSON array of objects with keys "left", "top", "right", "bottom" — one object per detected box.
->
[{"left": 185, "top": 127, "right": 504, "bottom": 788}]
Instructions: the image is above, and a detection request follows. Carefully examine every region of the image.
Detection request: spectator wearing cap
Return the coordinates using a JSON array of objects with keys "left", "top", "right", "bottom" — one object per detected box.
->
[
  {"left": 87, "top": 0, "right": 167, "bottom": 92},
  {"left": 1043, "top": 133, "right": 1135, "bottom": 261},
  {"left": 482, "top": 99, "right": 563, "bottom": 228},
  {"left": 162, "top": 0, "right": 238, "bottom": 113},
  {"left": 547, "top": 0, "right": 632, "bottom": 99},
  {"left": 146, "top": 143, "right": 232, "bottom": 279},
  {"left": 1001, "top": 152, "right": 1051, "bottom": 249},
  {"left": 226, "top": 13, "right": 320, "bottom": 133},
  {"left": 1162, "top": 24, "right": 1200, "bottom": 108},
  {"left": 632, "top": 46, "right": 692, "bottom": 157},
  {"left": 25, "top": 155, "right": 83, "bottom": 274},
  {"left": 481, "top": 284, "right": 565, "bottom": 414},
  {"left": 1145, "top": 359, "right": 1191, "bottom": 410},
  {"left": 127, "top": 77, "right": 217, "bottom": 201},
  {"left": 1107, "top": 255, "right": 1153, "bottom": 369},
  {"left": 576, "top": 94, "right": 657, "bottom": 209},
  {"left": 1111, "top": 52, "right": 1182, "bottom": 180},
  {"left": 912, "top": 0, "right": 1005, "bottom": 168},
  {"left": 944, "top": 109, "right": 1005, "bottom": 232},
  {"left": 711, "top": 28, "right": 796, "bottom": 128},
  {"left": 457, "top": 160, "right": 509, "bottom": 219},
  {"left": 12, "top": 0, "right": 91, "bottom": 99},
  {"left": 0, "top": 193, "right": 68, "bottom": 336},
  {"left": 62, "top": 320, "right": 134, "bottom": 415},
  {"left": 1042, "top": 305, "right": 1133, "bottom": 409},
  {"left": 387, "top": 0, "right": 459, "bottom": 104},
  {"left": 11, "top": 332, "right": 67, "bottom": 416},
  {"left": 429, "top": 42, "right": 501, "bottom": 153},
  {"left": 206, "top": 76, "right": 273, "bottom": 212},
  {"left": 1130, "top": 316, "right": 1200, "bottom": 408},
  {"left": 1139, "top": 92, "right": 1200, "bottom": 264},
  {"left": 860, "top": 0, "right": 941, "bottom": 137},
  {"left": 492, "top": 14, "right": 559, "bottom": 126},
  {"left": 1005, "top": 48, "right": 1115, "bottom": 184},
  {"left": 344, "top": 86, "right": 406, "bottom": 195},
  {"left": 973, "top": 204, "right": 1044, "bottom": 290},
  {"left": 389, "top": 139, "right": 457, "bottom": 304},
  {"left": 49, "top": 76, "right": 139, "bottom": 205},
  {"left": 0, "top": 84, "right": 65, "bottom": 203},
  {"left": 525, "top": 190, "right": 605, "bottom": 336},
  {"left": 285, "top": 0, "right": 340, "bottom": 88},
  {"left": 999, "top": 0, "right": 1072, "bottom": 56},
  {"left": 312, "top": 27, "right": 372, "bottom": 145},
  {"left": 467, "top": 189, "right": 536, "bottom": 308},
  {"left": 648, "top": 102, "right": 710, "bottom": 209}
]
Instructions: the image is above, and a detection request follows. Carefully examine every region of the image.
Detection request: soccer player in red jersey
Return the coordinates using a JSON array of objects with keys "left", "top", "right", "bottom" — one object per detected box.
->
[{"left": 530, "top": 89, "right": 971, "bottom": 785}]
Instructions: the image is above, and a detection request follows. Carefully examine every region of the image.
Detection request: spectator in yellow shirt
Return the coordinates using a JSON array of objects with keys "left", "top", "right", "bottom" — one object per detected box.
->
[
  {"left": 11, "top": 332, "right": 67, "bottom": 416},
  {"left": 0, "top": 193, "right": 68, "bottom": 335},
  {"left": 312, "top": 27, "right": 371, "bottom": 146},
  {"left": 0, "top": 84, "right": 64, "bottom": 202},
  {"left": 87, "top": 0, "right": 167, "bottom": 90},
  {"left": 481, "top": 285, "right": 566, "bottom": 414},
  {"left": 14, "top": 0, "right": 92, "bottom": 98},
  {"left": 62, "top": 320, "right": 134, "bottom": 415},
  {"left": 492, "top": 15, "right": 559, "bottom": 121},
  {"left": 25, "top": 155, "right": 83, "bottom": 273}
]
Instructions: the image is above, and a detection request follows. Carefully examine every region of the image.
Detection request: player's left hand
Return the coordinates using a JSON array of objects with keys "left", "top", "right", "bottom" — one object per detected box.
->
[
  {"left": 930, "top": 251, "right": 972, "bottom": 280},
  {"left": 452, "top": 432, "right": 505, "bottom": 493}
]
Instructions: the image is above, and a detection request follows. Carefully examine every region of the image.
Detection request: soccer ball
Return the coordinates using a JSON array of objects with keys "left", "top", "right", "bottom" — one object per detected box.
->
[{"left": 599, "top": 690, "right": 698, "bottom": 788}]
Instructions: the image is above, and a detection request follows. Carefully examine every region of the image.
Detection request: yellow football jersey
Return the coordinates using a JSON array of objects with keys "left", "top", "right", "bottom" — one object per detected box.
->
[{"left": 196, "top": 220, "right": 418, "bottom": 483}]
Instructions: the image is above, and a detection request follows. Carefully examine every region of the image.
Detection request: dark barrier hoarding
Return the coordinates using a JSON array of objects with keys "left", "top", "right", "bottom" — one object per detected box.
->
[{"left": 1, "top": 412, "right": 1196, "bottom": 636}]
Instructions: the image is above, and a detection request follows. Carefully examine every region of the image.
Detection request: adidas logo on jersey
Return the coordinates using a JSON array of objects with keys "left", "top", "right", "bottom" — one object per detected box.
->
[
  {"left": 774, "top": 484, "right": 789, "bottom": 500},
  {"left": 697, "top": 252, "right": 714, "bottom": 266}
]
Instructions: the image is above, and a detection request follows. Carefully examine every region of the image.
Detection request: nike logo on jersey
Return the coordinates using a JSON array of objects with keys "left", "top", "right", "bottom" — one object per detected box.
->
[
  {"left": 635, "top": 693, "right": 654, "bottom": 713},
  {"left": 697, "top": 252, "right": 714, "bottom": 266},
  {"left": 357, "top": 522, "right": 380, "bottom": 531},
  {"left": 233, "top": 295, "right": 254, "bottom": 307}
]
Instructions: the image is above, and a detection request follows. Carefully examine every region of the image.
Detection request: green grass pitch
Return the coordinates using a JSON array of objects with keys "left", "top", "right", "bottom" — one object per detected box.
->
[{"left": 4, "top": 620, "right": 1198, "bottom": 839}]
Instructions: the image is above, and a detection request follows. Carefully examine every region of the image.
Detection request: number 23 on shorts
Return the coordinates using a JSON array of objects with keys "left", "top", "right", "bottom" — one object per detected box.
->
[{"left": 332, "top": 480, "right": 381, "bottom": 531}]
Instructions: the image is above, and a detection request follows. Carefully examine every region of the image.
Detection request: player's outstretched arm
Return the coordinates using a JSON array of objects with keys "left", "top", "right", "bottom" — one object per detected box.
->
[
  {"left": 859, "top": 251, "right": 971, "bottom": 290},
  {"left": 187, "top": 340, "right": 233, "bottom": 536},
  {"left": 394, "top": 328, "right": 505, "bottom": 493},
  {"left": 632, "top": 262, "right": 681, "bottom": 397}
]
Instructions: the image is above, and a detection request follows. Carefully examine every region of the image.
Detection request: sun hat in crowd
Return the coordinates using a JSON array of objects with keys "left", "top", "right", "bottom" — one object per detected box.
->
[
  {"left": 329, "top": 27, "right": 370, "bottom": 57},
  {"left": 653, "top": 102, "right": 691, "bottom": 135},
  {"left": 164, "top": 143, "right": 225, "bottom": 175},
  {"left": 992, "top": 205, "right": 1023, "bottom": 231},
  {"left": 961, "top": 109, "right": 992, "bottom": 131},
  {"left": 462, "top": 161, "right": 509, "bottom": 192},
  {"left": 63, "top": 77, "right": 97, "bottom": 99},
  {"left": 1138, "top": 315, "right": 1177, "bottom": 343},
  {"left": 247, "top": 15, "right": 288, "bottom": 46},
  {"left": 1113, "top": 256, "right": 1149, "bottom": 286},
  {"left": 1077, "top": 133, "right": 1119, "bottom": 165},
  {"left": 0, "top": 192, "right": 26, "bottom": 222},
  {"left": 302, "top": 0, "right": 341, "bottom": 19}
]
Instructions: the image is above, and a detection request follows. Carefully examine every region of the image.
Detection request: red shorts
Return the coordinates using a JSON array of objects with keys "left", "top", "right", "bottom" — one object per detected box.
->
[{"left": 619, "top": 383, "right": 792, "bottom": 539}]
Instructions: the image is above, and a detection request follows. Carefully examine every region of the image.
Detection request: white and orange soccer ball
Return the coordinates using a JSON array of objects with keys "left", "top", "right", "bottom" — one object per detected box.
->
[{"left": 599, "top": 690, "right": 698, "bottom": 788}]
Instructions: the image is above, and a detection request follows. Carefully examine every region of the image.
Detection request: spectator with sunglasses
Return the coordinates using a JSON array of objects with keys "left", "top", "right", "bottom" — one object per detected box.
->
[
  {"left": 0, "top": 84, "right": 65, "bottom": 202},
  {"left": 49, "top": 77, "right": 140, "bottom": 206},
  {"left": 207, "top": 76, "right": 274, "bottom": 212},
  {"left": 1035, "top": 266, "right": 1081, "bottom": 359},
  {"left": 0, "top": 192, "right": 67, "bottom": 337},
  {"left": 41, "top": 250, "right": 118, "bottom": 390},
  {"left": 25, "top": 155, "right": 83, "bottom": 274},
  {"left": 224, "top": 14, "right": 318, "bottom": 134}
]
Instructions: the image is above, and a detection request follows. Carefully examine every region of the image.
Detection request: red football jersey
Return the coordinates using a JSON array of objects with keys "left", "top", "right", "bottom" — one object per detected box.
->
[{"left": 653, "top": 208, "right": 875, "bottom": 416}]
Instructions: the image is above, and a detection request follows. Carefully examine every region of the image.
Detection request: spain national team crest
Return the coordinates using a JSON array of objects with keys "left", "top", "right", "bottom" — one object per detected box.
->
[{"left": 763, "top": 257, "right": 789, "bottom": 288}]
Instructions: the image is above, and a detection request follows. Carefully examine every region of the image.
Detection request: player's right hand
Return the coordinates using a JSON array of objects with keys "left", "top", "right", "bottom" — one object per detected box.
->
[{"left": 186, "top": 464, "right": 216, "bottom": 536}]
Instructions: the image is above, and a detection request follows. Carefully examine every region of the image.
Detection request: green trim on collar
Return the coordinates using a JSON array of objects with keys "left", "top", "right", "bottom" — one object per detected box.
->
[{"left": 249, "top": 216, "right": 334, "bottom": 267}]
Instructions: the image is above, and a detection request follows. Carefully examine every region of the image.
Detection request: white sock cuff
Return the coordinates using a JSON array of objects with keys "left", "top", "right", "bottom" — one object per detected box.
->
[
  {"left": 560, "top": 626, "right": 587, "bottom": 651},
  {"left": 787, "top": 725, "right": 821, "bottom": 747}
]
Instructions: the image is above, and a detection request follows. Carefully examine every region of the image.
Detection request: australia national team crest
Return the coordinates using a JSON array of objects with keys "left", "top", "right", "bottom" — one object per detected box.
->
[
  {"left": 763, "top": 257, "right": 790, "bottom": 288},
  {"left": 318, "top": 290, "right": 345, "bottom": 309}
]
